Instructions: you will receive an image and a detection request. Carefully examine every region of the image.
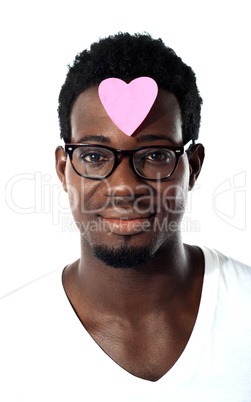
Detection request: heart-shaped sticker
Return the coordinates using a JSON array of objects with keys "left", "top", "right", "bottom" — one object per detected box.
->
[{"left": 98, "top": 77, "right": 158, "bottom": 136}]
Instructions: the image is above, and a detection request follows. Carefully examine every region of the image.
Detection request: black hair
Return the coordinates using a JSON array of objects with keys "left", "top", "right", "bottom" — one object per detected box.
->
[{"left": 58, "top": 32, "right": 202, "bottom": 144}]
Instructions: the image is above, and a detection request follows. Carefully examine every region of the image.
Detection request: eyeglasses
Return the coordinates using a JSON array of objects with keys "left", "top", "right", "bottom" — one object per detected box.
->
[{"left": 64, "top": 140, "right": 194, "bottom": 181}]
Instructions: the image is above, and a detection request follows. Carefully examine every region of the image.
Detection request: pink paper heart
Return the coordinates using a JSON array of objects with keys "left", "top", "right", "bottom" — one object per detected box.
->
[{"left": 98, "top": 77, "right": 158, "bottom": 136}]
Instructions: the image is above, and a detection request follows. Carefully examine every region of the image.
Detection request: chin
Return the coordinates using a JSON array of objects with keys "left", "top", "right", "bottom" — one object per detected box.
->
[{"left": 91, "top": 243, "right": 154, "bottom": 270}]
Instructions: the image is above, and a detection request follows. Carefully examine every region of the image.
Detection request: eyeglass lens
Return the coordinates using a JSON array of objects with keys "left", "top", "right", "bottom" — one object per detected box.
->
[{"left": 133, "top": 148, "right": 176, "bottom": 179}]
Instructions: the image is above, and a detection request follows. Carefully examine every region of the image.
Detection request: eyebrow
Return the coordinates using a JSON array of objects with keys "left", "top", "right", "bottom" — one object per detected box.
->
[
  {"left": 77, "top": 135, "right": 111, "bottom": 144},
  {"left": 135, "top": 134, "right": 177, "bottom": 145}
]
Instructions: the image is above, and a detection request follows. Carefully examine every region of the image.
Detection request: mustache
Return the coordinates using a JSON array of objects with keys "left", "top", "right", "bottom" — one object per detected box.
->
[{"left": 86, "top": 197, "right": 157, "bottom": 213}]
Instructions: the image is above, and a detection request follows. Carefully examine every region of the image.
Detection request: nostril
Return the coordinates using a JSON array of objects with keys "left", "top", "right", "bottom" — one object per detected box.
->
[
  {"left": 105, "top": 187, "right": 156, "bottom": 216},
  {"left": 107, "top": 184, "right": 135, "bottom": 198},
  {"left": 107, "top": 182, "right": 154, "bottom": 199}
]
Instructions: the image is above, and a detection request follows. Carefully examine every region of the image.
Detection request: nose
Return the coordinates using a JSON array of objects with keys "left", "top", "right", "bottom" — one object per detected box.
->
[{"left": 106, "top": 156, "right": 150, "bottom": 198}]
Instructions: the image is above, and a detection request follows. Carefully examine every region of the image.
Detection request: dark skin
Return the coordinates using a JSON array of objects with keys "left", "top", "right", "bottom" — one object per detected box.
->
[{"left": 56, "top": 86, "right": 205, "bottom": 382}]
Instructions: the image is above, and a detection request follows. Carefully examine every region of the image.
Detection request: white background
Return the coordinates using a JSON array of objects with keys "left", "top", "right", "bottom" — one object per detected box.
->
[{"left": 1, "top": 0, "right": 250, "bottom": 296}]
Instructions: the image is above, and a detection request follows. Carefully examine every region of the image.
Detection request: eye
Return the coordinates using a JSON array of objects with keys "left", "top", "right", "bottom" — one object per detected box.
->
[
  {"left": 80, "top": 151, "right": 108, "bottom": 163},
  {"left": 143, "top": 149, "right": 172, "bottom": 162}
]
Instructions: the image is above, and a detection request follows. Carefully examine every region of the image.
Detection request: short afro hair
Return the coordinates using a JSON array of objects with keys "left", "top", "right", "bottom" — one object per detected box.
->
[{"left": 58, "top": 32, "right": 202, "bottom": 144}]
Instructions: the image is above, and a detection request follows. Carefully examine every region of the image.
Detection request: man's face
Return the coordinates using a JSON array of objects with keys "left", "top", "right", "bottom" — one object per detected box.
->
[{"left": 56, "top": 86, "right": 197, "bottom": 269}]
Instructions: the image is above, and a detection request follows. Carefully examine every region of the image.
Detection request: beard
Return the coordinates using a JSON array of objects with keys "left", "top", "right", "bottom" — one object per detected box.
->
[{"left": 92, "top": 243, "right": 154, "bottom": 270}]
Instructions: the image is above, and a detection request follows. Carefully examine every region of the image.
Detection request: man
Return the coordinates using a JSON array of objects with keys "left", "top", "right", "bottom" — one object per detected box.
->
[{"left": 1, "top": 32, "right": 251, "bottom": 401}]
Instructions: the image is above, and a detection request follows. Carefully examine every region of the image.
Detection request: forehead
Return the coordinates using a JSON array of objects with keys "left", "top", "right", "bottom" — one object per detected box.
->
[{"left": 70, "top": 85, "right": 183, "bottom": 144}]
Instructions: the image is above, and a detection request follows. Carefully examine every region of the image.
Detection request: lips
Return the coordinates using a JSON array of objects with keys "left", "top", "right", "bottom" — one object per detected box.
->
[
  {"left": 99, "top": 212, "right": 155, "bottom": 235},
  {"left": 100, "top": 213, "right": 154, "bottom": 220}
]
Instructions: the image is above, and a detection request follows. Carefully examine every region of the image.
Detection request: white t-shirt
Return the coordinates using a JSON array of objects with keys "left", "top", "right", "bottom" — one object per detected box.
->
[{"left": 0, "top": 247, "right": 251, "bottom": 401}]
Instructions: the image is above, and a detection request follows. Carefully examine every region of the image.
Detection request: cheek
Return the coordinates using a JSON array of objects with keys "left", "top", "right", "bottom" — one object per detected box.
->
[
  {"left": 65, "top": 163, "right": 109, "bottom": 224},
  {"left": 158, "top": 158, "right": 190, "bottom": 216},
  {"left": 162, "top": 180, "right": 188, "bottom": 215},
  {"left": 66, "top": 184, "right": 83, "bottom": 227},
  {"left": 65, "top": 162, "right": 87, "bottom": 224}
]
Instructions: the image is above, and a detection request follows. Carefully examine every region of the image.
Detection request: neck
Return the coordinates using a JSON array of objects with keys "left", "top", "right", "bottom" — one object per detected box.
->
[{"left": 64, "top": 233, "right": 198, "bottom": 320}]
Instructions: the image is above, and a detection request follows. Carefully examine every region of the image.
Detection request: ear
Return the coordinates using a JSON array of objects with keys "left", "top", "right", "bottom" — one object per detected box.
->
[
  {"left": 188, "top": 144, "right": 205, "bottom": 191},
  {"left": 55, "top": 146, "right": 68, "bottom": 192}
]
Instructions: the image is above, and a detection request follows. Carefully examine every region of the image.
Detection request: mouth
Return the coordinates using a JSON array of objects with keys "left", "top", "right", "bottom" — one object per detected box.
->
[{"left": 98, "top": 213, "right": 155, "bottom": 235}]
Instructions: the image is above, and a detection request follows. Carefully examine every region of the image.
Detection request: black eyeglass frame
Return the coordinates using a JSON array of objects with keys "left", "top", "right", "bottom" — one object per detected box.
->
[{"left": 64, "top": 141, "right": 195, "bottom": 181}]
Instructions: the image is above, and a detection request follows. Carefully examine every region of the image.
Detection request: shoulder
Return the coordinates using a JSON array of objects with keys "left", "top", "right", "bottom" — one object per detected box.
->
[
  {"left": 0, "top": 269, "right": 62, "bottom": 299},
  {"left": 201, "top": 246, "right": 251, "bottom": 275},
  {"left": 212, "top": 248, "right": 250, "bottom": 279},
  {"left": 202, "top": 246, "right": 251, "bottom": 301},
  {"left": 0, "top": 269, "right": 64, "bottom": 324},
  {"left": 0, "top": 267, "right": 75, "bottom": 368}
]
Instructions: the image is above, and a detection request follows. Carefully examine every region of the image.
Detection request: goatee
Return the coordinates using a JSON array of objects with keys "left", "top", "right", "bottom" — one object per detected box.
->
[{"left": 92, "top": 244, "right": 154, "bottom": 269}]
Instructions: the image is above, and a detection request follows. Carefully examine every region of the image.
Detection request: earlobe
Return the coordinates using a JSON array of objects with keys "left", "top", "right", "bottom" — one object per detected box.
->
[
  {"left": 55, "top": 146, "right": 68, "bottom": 192},
  {"left": 188, "top": 144, "right": 205, "bottom": 190}
]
